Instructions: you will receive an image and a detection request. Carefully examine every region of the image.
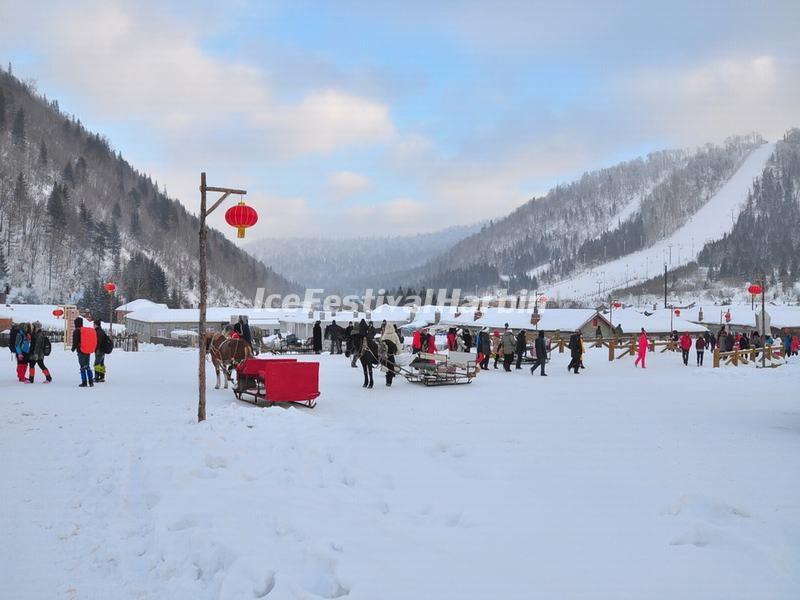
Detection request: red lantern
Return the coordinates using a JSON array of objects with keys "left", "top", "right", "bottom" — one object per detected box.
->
[
  {"left": 613, "top": 301, "right": 622, "bottom": 309},
  {"left": 674, "top": 308, "right": 681, "bottom": 317},
  {"left": 104, "top": 282, "right": 117, "bottom": 293},
  {"left": 52, "top": 308, "right": 64, "bottom": 317},
  {"left": 592, "top": 317, "right": 598, "bottom": 327},
  {"left": 748, "top": 284, "right": 762, "bottom": 296},
  {"left": 225, "top": 201, "right": 258, "bottom": 239}
]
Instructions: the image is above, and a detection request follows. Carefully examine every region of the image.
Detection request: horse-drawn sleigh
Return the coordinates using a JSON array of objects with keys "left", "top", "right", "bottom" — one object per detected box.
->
[{"left": 204, "top": 332, "right": 320, "bottom": 408}]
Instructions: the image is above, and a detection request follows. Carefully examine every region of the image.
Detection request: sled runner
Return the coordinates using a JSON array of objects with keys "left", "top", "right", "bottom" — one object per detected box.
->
[
  {"left": 233, "top": 358, "right": 320, "bottom": 408},
  {"left": 399, "top": 351, "right": 478, "bottom": 386}
]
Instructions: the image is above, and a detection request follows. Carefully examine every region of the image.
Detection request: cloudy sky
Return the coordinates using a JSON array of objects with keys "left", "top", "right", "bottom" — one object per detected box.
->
[{"left": 1, "top": 0, "right": 798, "bottom": 239}]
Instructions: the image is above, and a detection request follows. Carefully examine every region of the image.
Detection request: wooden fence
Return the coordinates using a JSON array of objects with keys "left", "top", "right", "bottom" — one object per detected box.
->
[{"left": 550, "top": 335, "right": 784, "bottom": 368}]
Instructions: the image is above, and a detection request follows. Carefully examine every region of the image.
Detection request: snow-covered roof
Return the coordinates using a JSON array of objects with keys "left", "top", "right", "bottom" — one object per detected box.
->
[
  {"left": 125, "top": 306, "right": 295, "bottom": 324},
  {"left": 690, "top": 305, "right": 758, "bottom": 327},
  {"left": 279, "top": 310, "right": 368, "bottom": 324},
  {"left": 0, "top": 304, "right": 126, "bottom": 332},
  {"left": 0, "top": 303, "right": 66, "bottom": 330},
  {"left": 609, "top": 308, "right": 708, "bottom": 334},
  {"left": 441, "top": 308, "right": 601, "bottom": 332},
  {"left": 369, "top": 303, "right": 413, "bottom": 322},
  {"left": 764, "top": 306, "right": 800, "bottom": 329},
  {"left": 116, "top": 298, "right": 168, "bottom": 312}
]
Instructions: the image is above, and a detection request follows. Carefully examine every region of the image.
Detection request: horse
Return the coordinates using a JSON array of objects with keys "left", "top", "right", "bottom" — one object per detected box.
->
[
  {"left": 204, "top": 332, "right": 252, "bottom": 389},
  {"left": 358, "top": 336, "right": 382, "bottom": 388}
]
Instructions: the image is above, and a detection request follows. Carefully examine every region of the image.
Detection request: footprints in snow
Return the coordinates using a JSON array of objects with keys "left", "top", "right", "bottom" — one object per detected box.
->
[{"left": 663, "top": 494, "right": 750, "bottom": 548}]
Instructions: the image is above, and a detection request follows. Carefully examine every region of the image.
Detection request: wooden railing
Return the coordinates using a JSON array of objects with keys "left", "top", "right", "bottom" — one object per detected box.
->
[{"left": 712, "top": 345, "right": 783, "bottom": 368}]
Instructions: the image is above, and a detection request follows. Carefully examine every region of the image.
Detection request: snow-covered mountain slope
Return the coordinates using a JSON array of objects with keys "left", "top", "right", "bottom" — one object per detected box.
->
[
  {"left": 0, "top": 67, "right": 295, "bottom": 307},
  {"left": 379, "top": 135, "right": 766, "bottom": 293},
  {"left": 545, "top": 142, "right": 776, "bottom": 301}
]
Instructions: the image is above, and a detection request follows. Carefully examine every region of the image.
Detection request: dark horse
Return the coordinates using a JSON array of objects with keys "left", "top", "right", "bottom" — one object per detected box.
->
[
  {"left": 358, "top": 337, "right": 382, "bottom": 388},
  {"left": 204, "top": 332, "right": 252, "bottom": 389}
]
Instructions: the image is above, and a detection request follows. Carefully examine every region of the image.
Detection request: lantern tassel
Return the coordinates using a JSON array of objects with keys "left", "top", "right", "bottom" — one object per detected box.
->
[{"left": 237, "top": 227, "right": 245, "bottom": 239}]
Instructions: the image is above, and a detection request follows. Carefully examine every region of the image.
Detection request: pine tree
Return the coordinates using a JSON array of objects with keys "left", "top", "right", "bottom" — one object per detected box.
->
[
  {"left": 11, "top": 107, "right": 25, "bottom": 146},
  {"left": 0, "top": 247, "right": 8, "bottom": 280},
  {"left": 0, "top": 89, "right": 6, "bottom": 131},
  {"left": 38, "top": 139, "right": 48, "bottom": 166}
]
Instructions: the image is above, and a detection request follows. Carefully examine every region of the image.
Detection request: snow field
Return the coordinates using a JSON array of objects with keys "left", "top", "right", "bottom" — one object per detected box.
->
[{"left": 2, "top": 345, "right": 799, "bottom": 599}]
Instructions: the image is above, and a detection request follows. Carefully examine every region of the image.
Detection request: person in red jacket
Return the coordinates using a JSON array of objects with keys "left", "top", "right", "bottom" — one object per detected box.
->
[
  {"left": 634, "top": 328, "right": 648, "bottom": 368},
  {"left": 71, "top": 317, "right": 97, "bottom": 387},
  {"left": 411, "top": 329, "right": 422, "bottom": 354},
  {"left": 679, "top": 332, "right": 692, "bottom": 366},
  {"left": 695, "top": 334, "right": 706, "bottom": 366}
]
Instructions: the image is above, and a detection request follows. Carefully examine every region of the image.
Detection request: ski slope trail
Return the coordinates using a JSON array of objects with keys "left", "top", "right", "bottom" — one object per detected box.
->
[{"left": 547, "top": 142, "right": 775, "bottom": 300}]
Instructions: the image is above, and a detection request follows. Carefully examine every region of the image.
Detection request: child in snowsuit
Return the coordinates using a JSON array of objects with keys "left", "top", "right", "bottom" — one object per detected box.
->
[{"left": 14, "top": 322, "right": 31, "bottom": 382}]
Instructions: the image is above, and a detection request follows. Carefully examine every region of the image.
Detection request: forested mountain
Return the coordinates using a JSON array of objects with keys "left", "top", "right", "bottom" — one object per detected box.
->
[
  {"left": 0, "top": 67, "right": 294, "bottom": 312},
  {"left": 384, "top": 135, "right": 765, "bottom": 292},
  {"left": 699, "top": 129, "right": 800, "bottom": 291},
  {"left": 246, "top": 223, "right": 481, "bottom": 293}
]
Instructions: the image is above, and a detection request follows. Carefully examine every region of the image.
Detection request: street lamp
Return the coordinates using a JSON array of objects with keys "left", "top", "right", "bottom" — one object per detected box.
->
[{"left": 197, "top": 173, "right": 254, "bottom": 423}]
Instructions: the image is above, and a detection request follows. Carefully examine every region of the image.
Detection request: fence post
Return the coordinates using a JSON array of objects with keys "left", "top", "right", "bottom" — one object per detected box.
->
[
  {"left": 558, "top": 338, "right": 564, "bottom": 354},
  {"left": 608, "top": 339, "right": 616, "bottom": 361},
  {"left": 732, "top": 350, "right": 738, "bottom": 366},
  {"left": 713, "top": 347, "right": 720, "bottom": 368}
]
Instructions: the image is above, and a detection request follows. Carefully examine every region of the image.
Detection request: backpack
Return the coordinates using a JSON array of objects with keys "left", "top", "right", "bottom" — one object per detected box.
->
[
  {"left": 8, "top": 325, "right": 18, "bottom": 352},
  {"left": 42, "top": 336, "right": 52, "bottom": 357},
  {"left": 103, "top": 334, "right": 114, "bottom": 354}
]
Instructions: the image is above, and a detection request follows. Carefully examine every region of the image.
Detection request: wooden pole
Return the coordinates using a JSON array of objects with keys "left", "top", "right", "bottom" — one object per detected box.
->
[
  {"left": 198, "top": 172, "right": 207, "bottom": 423},
  {"left": 108, "top": 291, "right": 114, "bottom": 340},
  {"left": 761, "top": 277, "right": 766, "bottom": 369}
]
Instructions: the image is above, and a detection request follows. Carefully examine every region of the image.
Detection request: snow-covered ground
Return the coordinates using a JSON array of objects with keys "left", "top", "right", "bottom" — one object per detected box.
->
[
  {"left": 547, "top": 142, "right": 776, "bottom": 301},
  {"left": 2, "top": 345, "right": 799, "bottom": 599}
]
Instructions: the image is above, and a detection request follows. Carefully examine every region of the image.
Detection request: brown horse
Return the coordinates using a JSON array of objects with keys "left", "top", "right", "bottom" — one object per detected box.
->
[{"left": 204, "top": 333, "right": 252, "bottom": 389}]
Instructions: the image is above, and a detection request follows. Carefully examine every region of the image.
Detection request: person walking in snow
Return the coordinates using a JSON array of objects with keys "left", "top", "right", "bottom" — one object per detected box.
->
[
  {"left": 8, "top": 321, "right": 21, "bottom": 380},
  {"left": 515, "top": 329, "right": 527, "bottom": 369},
  {"left": 478, "top": 327, "right": 491, "bottom": 370},
  {"left": 634, "top": 328, "right": 649, "bottom": 368},
  {"left": 502, "top": 328, "right": 516, "bottom": 371},
  {"left": 312, "top": 321, "right": 322, "bottom": 353},
  {"left": 381, "top": 323, "right": 401, "bottom": 387},
  {"left": 567, "top": 331, "right": 582, "bottom": 374},
  {"left": 679, "top": 332, "right": 692, "bottom": 366},
  {"left": 71, "top": 317, "right": 97, "bottom": 387},
  {"left": 93, "top": 319, "right": 110, "bottom": 382},
  {"left": 351, "top": 319, "right": 367, "bottom": 368},
  {"left": 14, "top": 322, "right": 32, "bottom": 383},
  {"left": 491, "top": 330, "right": 502, "bottom": 369},
  {"left": 27, "top": 321, "right": 52, "bottom": 383},
  {"left": 530, "top": 330, "right": 548, "bottom": 376},
  {"left": 695, "top": 334, "right": 706, "bottom": 366}
]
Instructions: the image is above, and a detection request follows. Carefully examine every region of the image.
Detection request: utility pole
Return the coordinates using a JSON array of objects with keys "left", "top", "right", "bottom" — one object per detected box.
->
[
  {"left": 198, "top": 173, "right": 248, "bottom": 423},
  {"left": 761, "top": 275, "right": 766, "bottom": 369},
  {"left": 663, "top": 263, "right": 668, "bottom": 309}
]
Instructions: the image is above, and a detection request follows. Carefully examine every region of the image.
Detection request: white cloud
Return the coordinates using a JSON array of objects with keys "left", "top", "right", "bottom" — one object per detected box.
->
[
  {"left": 326, "top": 171, "right": 371, "bottom": 200},
  {"left": 0, "top": 1, "right": 394, "bottom": 156},
  {"left": 617, "top": 55, "right": 800, "bottom": 142}
]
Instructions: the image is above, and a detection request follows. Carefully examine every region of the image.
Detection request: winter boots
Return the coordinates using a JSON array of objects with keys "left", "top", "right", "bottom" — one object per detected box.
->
[
  {"left": 16, "top": 362, "right": 27, "bottom": 382},
  {"left": 26, "top": 366, "right": 51, "bottom": 383},
  {"left": 79, "top": 366, "right": 94, "bottom": 388},
  {"left": 94, "top": 364, "right": 106, "bottom": 383}
]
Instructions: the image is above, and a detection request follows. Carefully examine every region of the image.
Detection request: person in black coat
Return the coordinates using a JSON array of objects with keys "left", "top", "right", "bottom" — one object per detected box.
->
[
  {"left": 345, "top": 321, "right": 354, "bottom": 356},
  {"left": 463, "top": 329, "right": 472, "bottom": 351},
  {"left": 530, "top": 330, "right": 548, "bottom": 376},
  {"left": 478, "top": 328, "right": 491, "bottom": 370},
  {"left": 515, "top": 329, "right": 527, "bottom": 369},
  {"left": 312, "top": 321, "right": 322, "bottom": 353},
  {"left": 567, "top": 331, "right": 582, "bottom": 374},
  {"left": 350, "top": 319, "right": 367, "bottom": 368}
]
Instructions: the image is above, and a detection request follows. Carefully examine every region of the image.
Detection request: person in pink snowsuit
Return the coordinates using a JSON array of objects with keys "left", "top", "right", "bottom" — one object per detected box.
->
[{"left": 634, "top": 328, "right": 649, "bottom": 368}]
